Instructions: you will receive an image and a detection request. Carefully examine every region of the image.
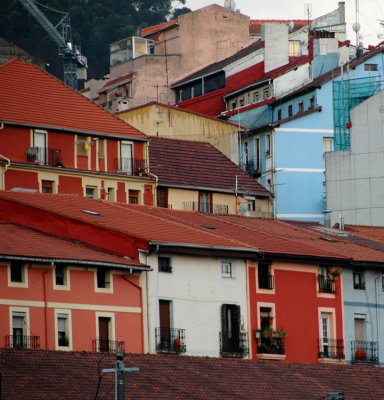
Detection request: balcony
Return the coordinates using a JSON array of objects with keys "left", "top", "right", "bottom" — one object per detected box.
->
[
  {"left": 220, "top": 331, "right": 249, "bottom": 358},
  {"left": 318, "top": 276, "right": 335, "bottom": 294},
  {"left": 318, "top": 338, "right": 345, "bottom": 360},
  {"left": 183, "top": 202, "right": 229, "bottom": 214},
  {"left": 5, "top": 335, "right": 40, "bottom": 349},
  {"left": 155, "top": 327, "right": 186, "bottom": 354},
  {"left": 115, "top": 158, "right": 147, "bottom": 176},
  {"left": 255, "top": 330, "right": 286, "bottom": 359},
  {"left": 26, "top": 147, "right": 62, "bottom": 167},
  {"left": 92, "top": 338, "right": 125, "bottom": 353},
  {"left": 351, "top": 340, "right": 379, "bottom": 365},
  {"left": 245, "top": 159, "right": 261, "bottom": 178}
]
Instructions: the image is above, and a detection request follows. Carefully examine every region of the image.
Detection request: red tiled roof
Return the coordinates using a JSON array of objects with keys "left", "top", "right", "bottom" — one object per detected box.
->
[
  {"left": 3, "top": 349, "right": 384, "bottom": 400},
  {"left": 140, "top": 20, "right": 178, "bottom": 38},
  {"left": 250, "top": 19, "right": 310, "bottom": 35},
  {"left": 148, "top": 137, "right": 270, "bottom": 197},
  {"left": 98, "top": 72, "right": 136, "bottom": 93},
  {"left": 0, "top": 222, "right": 145, "bottom": 269},
  {"left": 0, "top": 58, "right": 147, "bottom": 139},
  {"left": 0, "top": 191, "right": 361, "bottom": 262}
]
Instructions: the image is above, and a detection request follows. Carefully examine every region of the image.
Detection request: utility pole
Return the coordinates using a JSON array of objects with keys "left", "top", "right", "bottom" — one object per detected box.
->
[{"left": 102, "top": 349, "right": 139, "bottom": 400}]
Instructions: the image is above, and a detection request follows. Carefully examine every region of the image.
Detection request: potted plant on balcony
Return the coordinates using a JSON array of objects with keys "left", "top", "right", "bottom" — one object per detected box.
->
[
  {"left": 274, "top": 328, "right": 287, "bottom": 338},
  {"left": 355, "top": 348, "right": 366, "bottom": 360},
  {"left": 261, "top": 327, "right": 273, "bottom": 338},
  {"left": 254, "top": 329, "right": 263, "bottom": 339}
]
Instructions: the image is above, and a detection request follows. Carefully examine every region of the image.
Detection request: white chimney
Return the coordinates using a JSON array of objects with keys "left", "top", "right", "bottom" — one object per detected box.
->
[{"left": 262, "top": 23, "right": 289, "bottom": 73}]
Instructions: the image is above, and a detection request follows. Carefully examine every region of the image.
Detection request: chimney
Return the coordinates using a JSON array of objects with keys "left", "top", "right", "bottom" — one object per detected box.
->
[{"left": 262, "top": 23, "right": 289, "bottom": 73}]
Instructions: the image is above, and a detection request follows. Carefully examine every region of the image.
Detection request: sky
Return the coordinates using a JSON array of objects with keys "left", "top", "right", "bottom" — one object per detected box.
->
[{"left": 183, "top": 0, "right": 384, "bottom": 46}]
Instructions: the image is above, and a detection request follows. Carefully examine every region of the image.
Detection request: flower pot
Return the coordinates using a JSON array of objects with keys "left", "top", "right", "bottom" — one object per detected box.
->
[{"left": 355, "top": 348, "right": 366, "bottom": 360}]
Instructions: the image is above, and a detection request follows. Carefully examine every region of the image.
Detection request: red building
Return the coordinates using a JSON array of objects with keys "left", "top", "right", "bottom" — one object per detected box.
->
[
  {"left": 3, "top": 191, "right": 383, "bottom": 363},
  {"left": 0, "top": 58, "right": 153, "bottom": 205},
  {"left": 0, "top": 221, "right": 148, "bottom": 354}
]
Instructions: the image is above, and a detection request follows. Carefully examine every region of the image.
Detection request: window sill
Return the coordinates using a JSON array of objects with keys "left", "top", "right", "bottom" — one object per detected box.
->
[{"left": 257, "top": 353, "right": 286, "bottom": 361}]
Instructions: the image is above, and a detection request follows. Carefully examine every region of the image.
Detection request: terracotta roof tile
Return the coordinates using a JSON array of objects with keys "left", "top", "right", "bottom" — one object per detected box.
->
[
  {"left": 148, "top": 137, "right": 270, "bottom": 196},
  {"left": 250, "top": 19, "right": 310, "bottom": 35},
  {"left": 2, "top": 191, "right": 384, "bottom": 264},
  {"left": 0, "top": 221, "right": 145, "bottom": 268},
  {"left": 2, "top": 349, "right": 384, "bottom": 399},
  {"left": 140, "top": 20, "right": 178, "bottom": 38},
  {"left": 0, "top": 58, "right": 147, "bottom": 139}
]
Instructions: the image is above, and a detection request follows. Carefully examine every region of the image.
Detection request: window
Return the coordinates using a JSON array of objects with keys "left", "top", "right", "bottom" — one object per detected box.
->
[
  {"left": 318, "top": 266, "right": 335, "bottom": 294},
  {"left": 288, "top": 104, "right": 293, "bottom": 117},
  {"left": 277, "top": 109, "right": 282, "bottom": 120},
  {"left": 12, "top": 312, "right": 26, "bottom": 348},
  {"left": 204, "top": 71, "right": 225, "bottom": 94},
  {"left": 129, "top": 190, "right": 139, "bottom": 204},
  {"left": 259, "top": 307, "right": 273, "bottom": 330},
  {"left": 57, "top": 313, "right": 69, "bottom": 347},
  {"left": 253, "top": 92, "right": 260, "bottom": 103},
  {"left": 85, "top": 186, "right": 97, "bottom": 199},
  {"left": 323, "top": 137, "right": 333, "bottom": 153},
  {"left": 298, "top": 100, "right": 304, "bottom": 113},
  {"left": 32, "top": 130, "right": 47, "bottom": 164},
  {"left": 254, "top": 137, "right": 260, "bottom": 172},
  {"left": 309, "top": 96, "right": 315, "bottom": 108},
  {"left": 265, "top": 134, "right": 271, "bottom": 156},
  {"left": 221, "top": 261, "right": 234, "bottom": 278},
  {"left": 158, "top": 257, "right": 172, "bottom": 273},
  {"left": 10, "top": 262, "right": 23, "bottom": 283},
  {"left": 107, "top": 187, "right": 115, "bottom": 202},
  {"left": 77, "top": 136, "right": 88, "bottom": 156},
  {"left": 353, "top": 271, "right": 365, "bottom": 290},
  {"left": 120, "top": 141, "right": 133, "bottom": 174},
  {"left": 97, "top": 269, "right": 111, "bottom": 289},
  {"left": 247, "top": 199, "right": 255, "bottom": 212},
  {"left": 289, "top": 40, "right": 301, "bottom": 56},
  {"left": 263, "top": 87, "right": 269, "bottom": 100},
  {"left": 231, "top": 101, "right": 237, "bottom": 110},
  {"left": 221, "top": 304, "right": 241, "bottom": 354},
  {"left": 157, "top": 187, "right": 168, "bottom": 208},
  {"left": 258, "top": 262, "right": 273, "bottom": 289},
  {"left": 55, "top": 264, "right": 69, "bottom": 287},
  {"left": 239, "top": 98, "right": 245, "bottom": 107},
  {"left": 42, "top": 180, "right": 54, "bottom": 193},
  {"left": 364, "top": 63, "right": 378, "bottom": 71},
  {"left": 199, "top": 191, "right": 212, "bottom": 213}
]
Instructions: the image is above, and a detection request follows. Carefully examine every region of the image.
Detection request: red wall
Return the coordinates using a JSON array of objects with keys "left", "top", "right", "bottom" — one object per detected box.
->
[
  {"left": 249, "top": 262, "right": 344, "bottom": 363},
  {"left": 48, "top": 131, "right": 75, "bottom": 168},
  {"left": 5, "top": 170, "right": 39, "bottom": 191},
  {"left": 0, "top": 262, "right": 144, "bottom": 353},
  {"left": 58, "top": 176, "right": 83, "bottom": 195},
  {"left": 0, "top": 126, "right": 30, "bottom": 163},
  {"left": 117, "top": 181, "right": 126, "bottom": 203}
]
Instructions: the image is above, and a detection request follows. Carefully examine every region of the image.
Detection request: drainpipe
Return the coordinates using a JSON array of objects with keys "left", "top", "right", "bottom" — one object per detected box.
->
[
  {"left": 122, "top": 274, "right": 144, "bottom": 353},
  {"left": 43, "top": 267, "right": 50, "bottom": 349},
  {"left": 0, "top": 153, "right": 10, "bottom": 191},
  {"left": 147, "top": 171, "right": 159, "bottom": 206}
]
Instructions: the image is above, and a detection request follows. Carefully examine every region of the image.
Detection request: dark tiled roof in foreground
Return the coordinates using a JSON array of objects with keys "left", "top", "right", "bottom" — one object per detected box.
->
[
  {"left": 2, "top": 349, "right": 384, "bottom": 400},
  {"left": 0, "top": 58, "right": 147, "bottom": 139},
  {"left": 148, "top": 137, "right": 270, "bottom": 196}
]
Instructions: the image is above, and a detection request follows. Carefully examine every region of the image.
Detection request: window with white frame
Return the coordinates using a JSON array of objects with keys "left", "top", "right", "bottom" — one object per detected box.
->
[
  {"left": 353, "top": 271, "right": 365, "bottom": 290},
  {"left": 57, "top": 313, "right": 69, "bottom": 347},
  {"left": 221, "top": 261, "right": 234, "bottom": 278},
  {"left": 97, "top": 269, "right": 111, "bottom": 289},
  {"left": 11, "top": 311, "right": 27, "bottom": 348},
  {"left": 54, "top": 264, "right": 70, "bottom": 290},
  {"left": 8, "top": 262, "right": 27, "bottom": 287},
  {"left": 85, "top": 186, "right": 97, "bottom": 199},
  {"left": 265, "top": 134, "right": 271, "bottom": 156}
]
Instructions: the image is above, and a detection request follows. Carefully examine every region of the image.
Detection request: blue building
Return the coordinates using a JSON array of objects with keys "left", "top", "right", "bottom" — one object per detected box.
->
[{"left": 228, "top": 45, "right": 384, "bottom": 222}]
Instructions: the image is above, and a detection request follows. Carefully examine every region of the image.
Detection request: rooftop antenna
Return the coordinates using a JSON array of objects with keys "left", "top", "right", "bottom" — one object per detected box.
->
[
  {"left": 352, "top": 0, "right": 361, "bottom": 48},
  {"left": 224, "top": 0, "right": 236, "bottom": 11},
  {"left": 102, "top": 348, "right": 139, "bottom": 400}
]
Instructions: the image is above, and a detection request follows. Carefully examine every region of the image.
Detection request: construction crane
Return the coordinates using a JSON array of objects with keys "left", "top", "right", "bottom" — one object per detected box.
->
[{"left": 17, "top": 0, "right": 87, "bottom": 90}]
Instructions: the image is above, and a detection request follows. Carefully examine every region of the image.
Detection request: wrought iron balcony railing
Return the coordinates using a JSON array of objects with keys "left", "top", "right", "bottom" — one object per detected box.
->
[
  {"left": 183, "top": 202, "right": 229, "bottom": 214},
  {"left": 220, "top": 331, "right": 249, "bottom": 358},
  {"left": 5, "top": 335, "right": 40, "bottom": 349},
  {"left": 351, "top": 340, "right": 379, "bottom": 364},
  {"left": 318, "top": 276, "right": 336, "bottom": 294},
  {"left": 93, "top": 338, "right": 125, "bottom": 353},
  {"left": 256, "top": 334, "right": 285, "bottom": 355},
  {"left": 155, "top": 327, "right": 186, "bottom": 354},
  {"left": 318, "top": 338, "right": 345, "bottom": 360},
  {"left": 115, "top": 158, "right": 147, "bottom": 176},
  {"left": 26, "top": 147, "right": 62, "bottom": 167}
]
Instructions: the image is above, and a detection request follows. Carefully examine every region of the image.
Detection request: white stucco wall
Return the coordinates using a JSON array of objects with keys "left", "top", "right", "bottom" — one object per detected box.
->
[{"left": 144, "top": 252, "right": 249, "bottom": 357}]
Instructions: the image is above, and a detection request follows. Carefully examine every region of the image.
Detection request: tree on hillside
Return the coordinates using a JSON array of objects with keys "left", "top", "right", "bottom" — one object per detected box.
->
[{"left": 0, "top": 0, "right": 187, "bottom": 79}]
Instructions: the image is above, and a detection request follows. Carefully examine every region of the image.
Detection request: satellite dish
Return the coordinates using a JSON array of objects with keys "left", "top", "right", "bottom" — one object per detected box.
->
[
  {"left": 352, "top": 21, "right": 361, "bottom": 32},
  {"left": 224, "top": 0, "right": 236, "bottom": 11}
]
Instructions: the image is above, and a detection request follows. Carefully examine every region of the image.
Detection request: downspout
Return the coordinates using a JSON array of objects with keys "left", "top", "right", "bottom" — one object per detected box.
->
[
  {"left": 0, "top": 153, "right": 10, "bottom": 191},
  {"left": 43, "top": 267, "right": 50, "bottom": 349},
  {"left": 148, "top": 171, "right": 159, "bottom": 207},
  {"left": 122, "top": 274, "right": 144, "bottom": 353}
]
